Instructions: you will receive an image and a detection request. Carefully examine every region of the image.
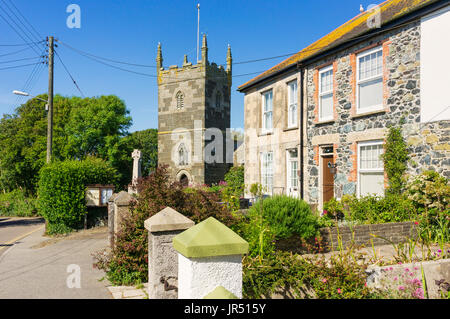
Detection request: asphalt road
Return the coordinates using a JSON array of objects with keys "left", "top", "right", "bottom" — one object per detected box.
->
[
  {"left": 0, "top": 217, "right": 45, "bottom": 257},
  {"left": 0, "top": 221, "right": 112, "bottom": 299}
]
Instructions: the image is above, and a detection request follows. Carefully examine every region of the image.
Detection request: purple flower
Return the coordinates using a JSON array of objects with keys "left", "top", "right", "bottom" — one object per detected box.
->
[{"left": 398, "top": 286, "right": 405, "bottom": 291}]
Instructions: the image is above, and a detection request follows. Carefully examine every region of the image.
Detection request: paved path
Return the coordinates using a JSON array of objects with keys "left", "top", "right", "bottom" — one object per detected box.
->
[
  {"left": 0, "top": 217, "right": 45, "bottom": 257},
  {"left": 0, "top": 226, "right": 112, "bottom": 299}
]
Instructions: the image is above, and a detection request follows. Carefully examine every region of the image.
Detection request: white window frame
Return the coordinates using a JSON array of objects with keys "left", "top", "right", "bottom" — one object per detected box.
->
[
  {"left": 262, "top": 90, "right": 273, "bottom": 134},
  {"left": 318, "top": 65, "right": 334, "bottom": 122},
  {"left": 261, "top": 151, "right": 274, "bottom": 194},
  {"left": 356, "top": 46, "right": 384, "bottom": 114},
  {"left": 286, "top": 149, "right": 299, "bottom": 192},
  {"left": 357, "top": 140, "right": 385, "bottom": 198},
  {"left": 287, "top": 81, "right": 298, "bottom": 128}
]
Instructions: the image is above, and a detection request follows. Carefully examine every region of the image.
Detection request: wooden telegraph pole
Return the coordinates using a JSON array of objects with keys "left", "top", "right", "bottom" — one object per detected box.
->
[{"left": 46, "top": 36, "right": 54, "bottom": 164}]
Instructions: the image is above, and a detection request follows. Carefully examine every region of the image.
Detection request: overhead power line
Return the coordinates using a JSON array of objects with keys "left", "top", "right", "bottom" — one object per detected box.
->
[
  {"left": 0, "top": 61, "right": 43, "bottom": 71},
  {"left": 0, "top": 56, "right": 43, "bottom": 64},
  {"left": 0, "top": 46, "right": 32, "bottom": 57},
  {"left": 54, "top": 49, "right": 85, "bottom": 98},
  {"left": 3, "top": 0, "right": 43, "bottom": 40},
  {"left": 0, "top": 5, "right": 42, "bottom": 55}
]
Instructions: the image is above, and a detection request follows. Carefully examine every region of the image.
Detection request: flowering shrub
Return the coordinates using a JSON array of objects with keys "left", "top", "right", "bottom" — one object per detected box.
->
[
  {"left": 375, "top": 266, "right": 425, "bottom": 299},
  {"left": 93, "top": 165, "right": 237, "bottom": 285}
]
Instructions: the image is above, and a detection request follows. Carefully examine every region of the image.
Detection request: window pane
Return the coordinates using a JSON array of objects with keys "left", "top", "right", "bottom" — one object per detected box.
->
[
  {"left": 289, "top": 82, "right": 297, "bottom": 104},
  {"left": 359, "top": 50, "right": 382, "bottom": 80},
  {"left": 360, "top": 144, "right": 384, "bottom": 170},
  {"left": 289, "top": 104, "right": 297, "bottom": 126},
  {"left": 320, "top": 93, "right": 333, "bottom": 119},
  {"left": 320, "top": 69, "right": 333, "bottom": 93},
  {"left": 360, "top": 172, "right": 384, "bottom": 196},
  {"left": 359, "top": 77, "right": 382, "bottom": 110}
]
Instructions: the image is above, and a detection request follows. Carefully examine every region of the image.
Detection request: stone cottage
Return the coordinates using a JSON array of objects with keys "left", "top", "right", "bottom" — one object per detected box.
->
[{"left": 238, "top": 0, "right": 450, "bottom": 210}]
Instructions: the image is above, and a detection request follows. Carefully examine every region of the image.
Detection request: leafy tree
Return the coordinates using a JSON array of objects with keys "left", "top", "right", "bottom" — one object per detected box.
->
[
  {"left": 0, "top": 94, "right": 133, "bottom": 193},
  {"left": 110, "top": 128, "right": 158, "bottom": 188}
]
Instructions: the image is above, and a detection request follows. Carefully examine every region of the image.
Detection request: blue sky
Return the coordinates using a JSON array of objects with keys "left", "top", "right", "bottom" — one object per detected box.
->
[{"left": 0, "top": 0, "right": 385, "bottom": 132}]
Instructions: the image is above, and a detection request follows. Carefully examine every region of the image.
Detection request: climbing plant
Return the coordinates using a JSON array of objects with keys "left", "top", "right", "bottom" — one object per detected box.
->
[{"left": 382, "top": 126, "right": 409, "bottom": 196}]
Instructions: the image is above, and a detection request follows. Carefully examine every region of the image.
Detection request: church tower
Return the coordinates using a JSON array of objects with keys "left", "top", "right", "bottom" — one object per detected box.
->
[{"left": 157, "top": 35, "right": 232, "bottom": 186}]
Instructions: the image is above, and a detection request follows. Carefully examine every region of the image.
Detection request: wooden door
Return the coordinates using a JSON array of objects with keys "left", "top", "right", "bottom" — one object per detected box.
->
[{"left": 322, "top": 156, "right": 334, "bottom": 204}]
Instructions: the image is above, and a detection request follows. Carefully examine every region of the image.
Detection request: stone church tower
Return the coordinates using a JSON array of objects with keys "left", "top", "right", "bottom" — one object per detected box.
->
[{"left": 157, "top": 35, "right": 232, "bottom": 186}]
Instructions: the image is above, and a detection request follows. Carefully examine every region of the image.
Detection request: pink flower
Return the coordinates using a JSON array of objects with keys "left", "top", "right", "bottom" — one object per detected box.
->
[
  {"left": 398, "top": 286, "right": 405, "bottom": 291},
  {"left": 414, "top": 221, "right": 419, "bottom": 225},
  {"left": 394, "top": 276, "right": 398, "bottom": 281},
  {"left": 322, "top": 278, "right": 327, "bottom": 283},
  {"left": 389, "top": 267, "right": 393, "bottom": 271},
  {"left": 337, "top": 288, "right": 342, "bottom": 294}
]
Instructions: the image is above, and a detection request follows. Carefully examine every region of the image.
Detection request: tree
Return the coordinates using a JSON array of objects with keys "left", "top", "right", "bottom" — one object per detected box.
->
[
  {"left": 0, "top": 94, "right": 133, "bottom": 193},
  {"left": 110, "top": 128, "right": 158, "bottom": 188}
]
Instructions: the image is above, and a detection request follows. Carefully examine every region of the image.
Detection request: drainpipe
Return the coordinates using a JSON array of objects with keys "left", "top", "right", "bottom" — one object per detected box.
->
[{"left": 297, "top": 61, "right": 305, "bottom": 200}]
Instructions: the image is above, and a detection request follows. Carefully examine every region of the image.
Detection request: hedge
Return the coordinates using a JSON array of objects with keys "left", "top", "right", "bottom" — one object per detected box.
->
[{"left": 37, "top": 157, "right": 118, "bottom": 234}]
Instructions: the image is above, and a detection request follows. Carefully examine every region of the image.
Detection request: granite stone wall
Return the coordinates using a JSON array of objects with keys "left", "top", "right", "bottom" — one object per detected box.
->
[{"left": 157, "top": 50, "right": 232, "bottom": 186}]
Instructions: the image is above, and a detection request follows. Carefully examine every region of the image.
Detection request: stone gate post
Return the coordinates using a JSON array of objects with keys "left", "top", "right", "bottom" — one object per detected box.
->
[
  {"left": 144, "top": 207, "right": 195, "bottom": 299},
  {"left": 172, "top": 217, "right": 248, "bottom": 299}
]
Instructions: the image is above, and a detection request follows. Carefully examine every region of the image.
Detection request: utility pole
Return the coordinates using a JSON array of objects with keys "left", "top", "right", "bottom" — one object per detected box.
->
[{"left": 46, "top": 36, "right": 54, "bottom": 164}]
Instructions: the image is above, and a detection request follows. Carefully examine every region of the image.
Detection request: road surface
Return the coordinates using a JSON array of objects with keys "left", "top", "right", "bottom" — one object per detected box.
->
[{"left": 0, "top": 217, "right": 45, "bottom": 257}]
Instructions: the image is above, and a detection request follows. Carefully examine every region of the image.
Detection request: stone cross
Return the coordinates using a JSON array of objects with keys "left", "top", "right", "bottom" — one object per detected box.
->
[
  {"left": 144, "top": 207, "right": 194, "bottom": 299},
  {"left": 173, "top": 217, "right": 249, "bottom": 299},
  {"left": 129, "top": 149, "right": 142, "bottom": 194}
]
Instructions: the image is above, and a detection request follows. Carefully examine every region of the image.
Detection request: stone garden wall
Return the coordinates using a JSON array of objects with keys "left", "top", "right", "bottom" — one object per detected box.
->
[{"left": 319, "top": 221, "right": 418, "bottom": 252}]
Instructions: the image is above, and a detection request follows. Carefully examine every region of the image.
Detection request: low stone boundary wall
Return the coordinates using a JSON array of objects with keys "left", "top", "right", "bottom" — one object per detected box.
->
[
  {"left": 276, "top": 221, "right": 418, "bottom": 254},
  {"left": 366, "top": 258, "right": 450, "bottom": 299},
  {"left": 319, "top": 221, "right": 418, "bottom": 252}
]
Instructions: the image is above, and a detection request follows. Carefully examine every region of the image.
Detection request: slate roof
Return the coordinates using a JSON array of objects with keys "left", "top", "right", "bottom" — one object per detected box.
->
[{"left": 237, "top": 0, "right": 441, "bottom": 92}]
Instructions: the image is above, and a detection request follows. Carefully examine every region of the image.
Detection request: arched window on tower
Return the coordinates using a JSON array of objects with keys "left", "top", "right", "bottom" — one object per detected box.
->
[
  {"left": 176, "top": 91, "right": 184, "bottom": 109},
  {"left": 215, "top": 91, "right": 221, "bottom": 108},
  {"left": 178, "top": 143, "right": 189, "bottom": 166}
]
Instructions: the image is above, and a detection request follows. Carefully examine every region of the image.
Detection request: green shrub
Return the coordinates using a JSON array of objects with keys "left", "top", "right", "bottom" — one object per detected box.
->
[
  {"left": 0, "top": 189, "right": 38, "bottom": 217},
  {"left": 243, "top": 250, "right": 380, "bottom": 299},
  {"left": 407, "top": 171, "right": 449, "bottom": 212},
  {"left": 249, "top": 195, "right": 319, "bottom": 240},
  {"left": 37, "top": 157, "right": 118, "bottom": 234},
  {"left": 347, "top": 194, "right": 417, "bottom": 224},
  {"left": 94, "top": 165, "right": 237, "bottom": 285},
  {"left": 232, "top": 212, "right": 276, "bottom": 259},
  {"left": 322, "top": 194, "right": 417, "bottom": 225}
]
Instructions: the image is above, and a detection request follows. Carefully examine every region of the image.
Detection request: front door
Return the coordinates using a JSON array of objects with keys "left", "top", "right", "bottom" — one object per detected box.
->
[{"left": 322, "top": 155, "right": 334, "bottom": 205}]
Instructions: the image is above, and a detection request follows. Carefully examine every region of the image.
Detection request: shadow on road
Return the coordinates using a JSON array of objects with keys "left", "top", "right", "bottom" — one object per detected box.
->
[{"left": 0, "top": 217, "right": 44, "bottom": 228}]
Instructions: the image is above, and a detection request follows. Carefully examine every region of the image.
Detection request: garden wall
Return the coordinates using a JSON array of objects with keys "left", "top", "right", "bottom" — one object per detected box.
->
[{"left": 319, "top": 222, "right": 418, "bottom": 252}]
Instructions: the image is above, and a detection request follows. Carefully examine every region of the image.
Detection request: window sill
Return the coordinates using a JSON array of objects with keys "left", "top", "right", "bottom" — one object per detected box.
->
[
  {"left": 258, "top": 131, "right": 273, "bottom": 137},
  {"left": 351, "top": 109, "right": 386, "bottom": 119},
  {"left": 283, "top": 126, "right": 299, "bottom": 132},
  {"left": 314, "top": 119, "right": 335, "bottom": 126}
]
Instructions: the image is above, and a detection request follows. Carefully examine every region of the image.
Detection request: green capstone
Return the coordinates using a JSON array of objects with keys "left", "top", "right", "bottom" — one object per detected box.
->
[
  {"left": 172, "top": 217, "right": 248, "bottom": 258},
  {"left": 203, "top": 286, "right": 238, "bottom": 299}
]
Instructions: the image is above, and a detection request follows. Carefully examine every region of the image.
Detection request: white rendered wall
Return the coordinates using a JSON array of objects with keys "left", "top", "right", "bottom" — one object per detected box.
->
[
  {"left": 420, "top": 5, "right": 450, "bottom": 123},
  {"left": 178, "top": 254, "right": 242, "bottom": 299}
]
